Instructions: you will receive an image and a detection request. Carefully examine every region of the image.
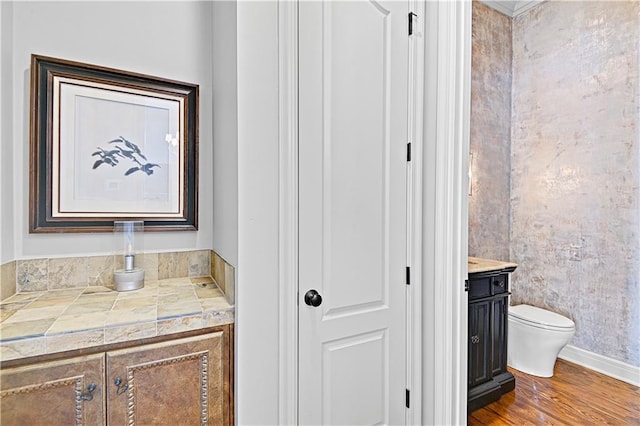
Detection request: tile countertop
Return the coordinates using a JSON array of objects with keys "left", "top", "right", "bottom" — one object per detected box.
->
[
  {"left": 0, "top": 277, "right": 234, "bottom": 362},
  {"left": 468, "top": 256, "right": 518, "bottom": 274}
]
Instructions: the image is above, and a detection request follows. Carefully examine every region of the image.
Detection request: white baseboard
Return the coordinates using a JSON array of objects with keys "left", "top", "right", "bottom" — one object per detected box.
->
[{"left": 558, "top": 345, "right": 640, "bottom": 387}]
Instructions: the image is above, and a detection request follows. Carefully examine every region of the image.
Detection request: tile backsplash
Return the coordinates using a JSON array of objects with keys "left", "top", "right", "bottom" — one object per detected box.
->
[
  {"left": 1, "top": 261, "right": 16, "bottom": 301},
  {"left": 0, "top": 250, "right": 234, "bottom": 305},
  {"left": 211, "top": 250, "right": 235, "bottom": 306}
]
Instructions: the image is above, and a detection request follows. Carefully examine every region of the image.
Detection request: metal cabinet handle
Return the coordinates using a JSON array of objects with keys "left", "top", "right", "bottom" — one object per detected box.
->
[
  {"left": 471, "top": 335, "right": 480, "bottom": 344},
  {"left": 81, "top": 383, "right": 97, "bottom": 401},
  {"left": 114, "top": 377, "right": 129, "bottom": 395}
]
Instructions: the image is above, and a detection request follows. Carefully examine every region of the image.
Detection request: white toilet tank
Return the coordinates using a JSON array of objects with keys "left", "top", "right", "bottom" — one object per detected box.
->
[{"left": 508, "top": 304, "right": 575, "bottom": 377}]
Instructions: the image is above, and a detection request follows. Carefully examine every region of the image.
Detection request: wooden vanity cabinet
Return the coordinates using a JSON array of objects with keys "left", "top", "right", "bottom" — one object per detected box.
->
[
  {"left": 107, "top": 332, "right": 228, "bottom": 424},
  {"left": 0, "top": 326, "right": 232, "bottom": 425},
  {"left": 0, "top": 353, "right": 106, "bottom": 425},
  {"left": 467, "top": 270, "right": 515, "bottom": 413}
]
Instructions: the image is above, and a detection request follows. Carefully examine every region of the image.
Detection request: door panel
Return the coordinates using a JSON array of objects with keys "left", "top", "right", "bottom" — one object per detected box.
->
[
  {"left": 299, "top": 0, "right": 409, "bottom": 424},
  {"left": 322, "top": 330, "right": 387, "bottom": 425}
]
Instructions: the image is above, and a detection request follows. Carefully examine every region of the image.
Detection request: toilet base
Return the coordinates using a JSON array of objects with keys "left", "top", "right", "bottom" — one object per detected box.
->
[
  {"left": 507, "top": 327, "right": 571, "bottom": 378},
  {"left": 507, "top": 305, "right": 576, "bottom": 378},
  {"left": 507, "top": 361, "right": 555, "bottom": 378}
]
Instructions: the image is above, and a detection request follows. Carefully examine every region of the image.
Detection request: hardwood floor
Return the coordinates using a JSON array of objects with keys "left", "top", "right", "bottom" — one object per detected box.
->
[{"left": 468, "top": 359, "right": 640, "bottom": 425}]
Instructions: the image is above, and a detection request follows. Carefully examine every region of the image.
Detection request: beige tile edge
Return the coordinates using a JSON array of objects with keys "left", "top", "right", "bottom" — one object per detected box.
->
[
  {"left": 1, "top": 261, "right": 16, "bottom": 302},
  {"left": 210, "top": 251, "right": 235, "bottom": 306},
  {"left": 0, "top": 313, "right": 235, "bottom": 362}
]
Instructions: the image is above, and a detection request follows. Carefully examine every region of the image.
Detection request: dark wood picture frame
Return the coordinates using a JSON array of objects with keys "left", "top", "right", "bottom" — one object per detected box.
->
[{"left": 29, "top": 54, "right": 199, "bottom": 232}]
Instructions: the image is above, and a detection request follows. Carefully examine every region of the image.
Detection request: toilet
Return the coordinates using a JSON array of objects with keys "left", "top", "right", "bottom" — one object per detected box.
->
[{"left": 507, "top": 304, "right": 575, "bottom": 377}]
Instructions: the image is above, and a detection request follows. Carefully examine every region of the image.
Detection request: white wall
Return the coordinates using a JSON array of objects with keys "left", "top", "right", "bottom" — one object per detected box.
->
[
  {"left": 0, "top": 2, "right": 15, "bottom": 265},
  {"left": 212, "top": 1, "right": 238, "bottom": 267},
  {"left": 235, "top": 1, "right": 280, "bottom": 423},
  {"left": 2, "top": 1, "right": 217, "bottom": 260}
]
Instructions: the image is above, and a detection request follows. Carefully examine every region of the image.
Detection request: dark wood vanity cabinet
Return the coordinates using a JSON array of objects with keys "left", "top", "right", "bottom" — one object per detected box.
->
[{"left": 467, "top": 268, "right": 515, "bottom": 413}]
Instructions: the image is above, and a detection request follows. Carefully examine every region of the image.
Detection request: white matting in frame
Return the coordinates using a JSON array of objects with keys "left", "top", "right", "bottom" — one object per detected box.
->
[{"left": 51, "top": 76, "right": 185, "bottom": 218}]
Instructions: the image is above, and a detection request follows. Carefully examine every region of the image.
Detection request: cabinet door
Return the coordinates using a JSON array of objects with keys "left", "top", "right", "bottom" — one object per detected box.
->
[
  {"left": 106, "top": 331, "right": 230, "bottom": 425},
  {"left": 491, "top": 296, "right": 509, "bottom": 376},
  {"left": 468, "top": 300, "right": 491, "bottom": 388},
  {"left": 0, "top": 353, "right": 105, "bottom": 425}
]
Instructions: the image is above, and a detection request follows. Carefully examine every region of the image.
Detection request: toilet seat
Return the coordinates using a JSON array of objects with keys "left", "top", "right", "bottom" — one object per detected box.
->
[{"left": 509, "top": 304, "right": 575, "bottom": 331}]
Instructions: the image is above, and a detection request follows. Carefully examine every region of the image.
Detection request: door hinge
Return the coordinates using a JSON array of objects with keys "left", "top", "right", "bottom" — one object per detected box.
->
[
  {"left": 406, "top": 389, "right": 410, "bottom": 408},
  {"left": 406, "top": 266, "right": 411, "bottom": 285},
  {"left": 408, "top": 12, "right": 418, "bottom": 36},
  {"left": 407, "top": 142, "right": 412, "bottom": 161},
  {"left": 464, "top": 279, "right": 469, "bottom": 292}
]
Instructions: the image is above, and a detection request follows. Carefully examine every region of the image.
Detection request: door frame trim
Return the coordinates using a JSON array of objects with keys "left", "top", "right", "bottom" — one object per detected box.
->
[
  {"left": 278, "top": 0, "right": 299, "bottom": 424},
  {"left": 420, "top": 2, "right": 471, "bottom": 424},
  {"left": 407, "top": 0, "right": 425, "bottom": 423}
]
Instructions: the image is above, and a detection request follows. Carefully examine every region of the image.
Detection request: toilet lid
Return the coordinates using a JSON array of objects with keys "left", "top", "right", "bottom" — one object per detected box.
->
[{"left": 509, "top": 304, "right": 575, "bottom": 329}]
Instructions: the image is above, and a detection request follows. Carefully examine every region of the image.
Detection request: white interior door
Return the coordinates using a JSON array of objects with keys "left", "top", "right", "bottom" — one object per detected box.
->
[{"left": 298, "top": 1, "right": 409, "bottom": 424}]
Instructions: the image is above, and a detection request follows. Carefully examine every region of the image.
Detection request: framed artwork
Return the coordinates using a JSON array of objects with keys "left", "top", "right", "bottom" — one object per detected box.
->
[{"left": 29, "top": 54, "right": 199, "bottom": 232}]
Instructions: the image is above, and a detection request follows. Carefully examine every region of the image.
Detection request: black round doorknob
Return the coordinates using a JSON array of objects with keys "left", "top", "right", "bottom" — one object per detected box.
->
[{"left": 304, "top": 289, "right": 322, "bottom": 307}]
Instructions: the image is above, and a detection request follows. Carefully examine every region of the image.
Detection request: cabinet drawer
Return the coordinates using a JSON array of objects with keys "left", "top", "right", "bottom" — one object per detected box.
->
[
  {"left": 491, "top": 274, "right": 508, "bottom": 295},
  {"left": 468, "top": 277, "right": 491, "bottom": 300}
]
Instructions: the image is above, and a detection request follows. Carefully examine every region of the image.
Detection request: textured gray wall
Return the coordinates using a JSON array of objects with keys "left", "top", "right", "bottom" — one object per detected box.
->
[
  {"left": 471, "top": 1, "right": 639, "bottom": 366},
  {"left": 510, "top": 1, "right": 639, "bottom": 366},
  {"left": 468, "top": 2, "right": 512, "bottom": 261}
]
